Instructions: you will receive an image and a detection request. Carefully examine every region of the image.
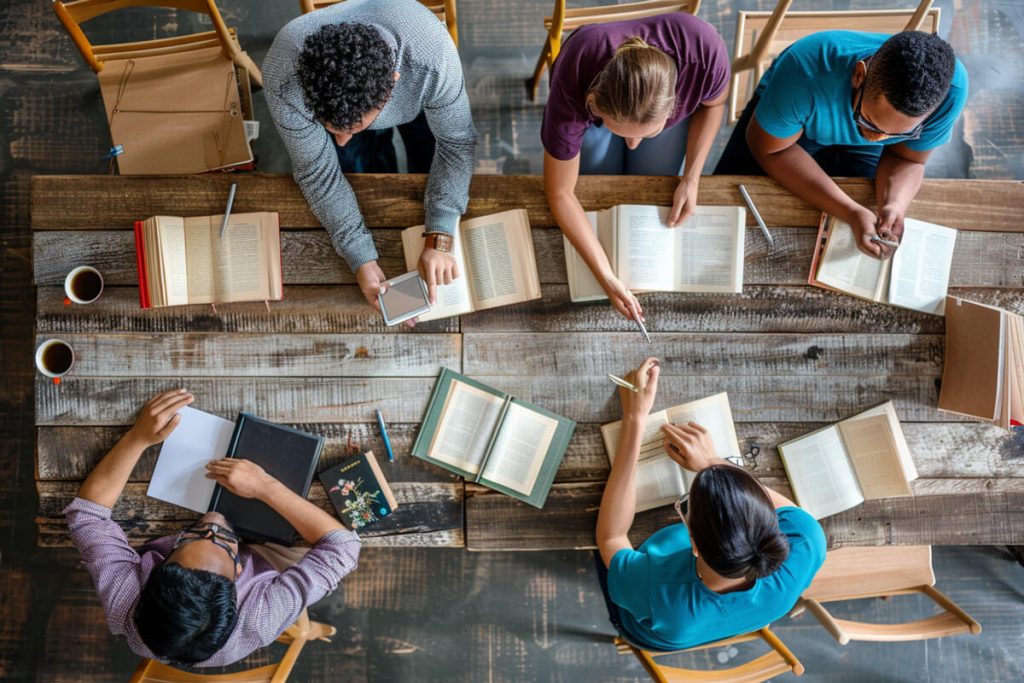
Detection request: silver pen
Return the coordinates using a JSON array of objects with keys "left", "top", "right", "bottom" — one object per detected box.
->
[
  {"left": 634, "top": 315, "right": 651, "bottom": 344},
  {"left": 607, "top": 373, "right": 640, "bottom": 393},
  {"left": 870, "top": 235, "right": 900, "bottom": 248},
  {"left": 219, "top": 182, "right": 237, "bottom": 239},
  {"left": 738, "top": 184, "right": 774, "bottom": 249}
]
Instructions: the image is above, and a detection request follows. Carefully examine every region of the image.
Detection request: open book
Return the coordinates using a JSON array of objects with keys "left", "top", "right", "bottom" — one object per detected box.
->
[
  {"left": 134, "top": 212, "right": 282, "bottom": 308},
  {"left": 601, "top": 392, "right": 741, "bottom": 512},
  {"left": 778, "top": 401, "right": 918, "bottom": 520},
  {"left": 565, "top": 204, "right": 746, "bottom": 302},
  {"left": 412, "top": 368, "right": 576, "bottom": 508},
  {"left": 809, "top": 214, "right": 957, "bottom": 315},
  {"left": 939, "top": 296, "right": 1024, "bottom": 429},
  {"left": 402, "top": 209, "right": 542, "bottom": 321}
]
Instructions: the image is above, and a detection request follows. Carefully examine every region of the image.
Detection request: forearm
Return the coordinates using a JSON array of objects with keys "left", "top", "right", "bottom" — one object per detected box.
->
[
  {"left": 550, "top": 188, "right": 615, "bottom": 280},
  {"left": 422, "top": 129, "right": 476, "bottom": 236},
  {"left": 77, "top": 431, "right": 149, "bottom": 509},
  {"left": 681, "top": 104, "right": 724, "bottom": 182},
  {"left": 875, "top": 149, "right": 925, "bottom": 212},
  {"left": 754, "top": 143, "right": 867, "bottom": 223},
  {"left": 260, "top": 480, "right": 344, "bottom": 545},
  {"left": 596, "top": 416, "right": 645, "bottom": 565}
]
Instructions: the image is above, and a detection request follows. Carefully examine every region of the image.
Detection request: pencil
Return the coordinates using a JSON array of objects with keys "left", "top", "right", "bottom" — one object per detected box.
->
[
  {"left": 219, "top": 183, "right": 237, "bottom": 239},
  {"left": 376, "top": 409, "right": 395, "bottom": 462}
]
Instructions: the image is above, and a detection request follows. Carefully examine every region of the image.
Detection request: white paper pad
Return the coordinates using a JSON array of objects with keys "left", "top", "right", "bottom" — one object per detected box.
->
[{"left": 146, "top": 406, "right": 236, "bottom": 513}]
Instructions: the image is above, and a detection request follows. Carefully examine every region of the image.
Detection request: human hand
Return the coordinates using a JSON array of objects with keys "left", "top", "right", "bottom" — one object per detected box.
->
[
  {"left": 667, "top": 176, "right": 699, "bottom": 227},
  {"left": 357, "top": 260, "right": 415, "bottom": 328},
  {"left": 619, "top": 357, "right": 660, "bottom": 422},
  {"left": 418, "top": 247, "right": 459, "bottom": 305},
  {"left": 602, "top": 275, "right": 644, "bottom": 324},
  {"left": 847, "top": 206, "right": 894, "bottom": 259},
  {"left": 127, "top": 389, "right": 194, "bottom": 447},
  {"left": 875, "top": 204, "right": 905, "bottom": 256},
  {"left": 205, "top": 458, "right": 276, "bottom": 500},
  {"left": 661, "top": 422, "right": 718, "bottom": 472}
]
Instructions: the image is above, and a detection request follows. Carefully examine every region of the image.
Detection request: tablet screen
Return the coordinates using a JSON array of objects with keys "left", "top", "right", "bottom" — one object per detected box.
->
[{"left": 381, "top": 275, "right": 428, "bottom": 319}]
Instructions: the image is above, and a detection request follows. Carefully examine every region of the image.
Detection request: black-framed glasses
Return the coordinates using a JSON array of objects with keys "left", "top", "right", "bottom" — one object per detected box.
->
[
  {"left": 674, "top": 493, "right": 689, "bottom": 522},
  {"left": 726, "top": 443, "right": 761, "bottom": 470},
  {"left": 852, "top": 82, "right": 924, "bottom": 141},
  {"left": 173, "top": 522, "right": 241, "bottom": 577}
]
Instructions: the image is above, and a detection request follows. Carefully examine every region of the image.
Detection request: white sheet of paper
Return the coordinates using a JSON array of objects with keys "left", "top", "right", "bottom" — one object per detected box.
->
[{"left": 147, "top": 406, "right": 236, "bottom": 513}]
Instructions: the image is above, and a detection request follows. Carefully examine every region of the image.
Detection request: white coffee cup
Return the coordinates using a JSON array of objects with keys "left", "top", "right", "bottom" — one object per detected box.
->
[
  {"left": 64, "top": 265, "right": 104, "bottom": 305},
  {"left": 35, "top": 339, "right": 75, "bottom": 384}
]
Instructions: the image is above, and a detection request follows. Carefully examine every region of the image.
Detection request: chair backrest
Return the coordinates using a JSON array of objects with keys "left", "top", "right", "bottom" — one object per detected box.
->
[
  {"left": 52, "top": 0, "right": 242, "bottom": 74},
  {"left": 129, "top": 610, "right": 332, "bottom": 683},
  {"left": 803, "top": 545, "right": 934, "bottom": 602},
  {"left": 545, "top": 0, "right": 700, "bottom": 33},
  {"left": 729, "top": 0, "right": 940, "bottom": 123},
  {"left": 617, "top": 627, "right": 804, "bottom": 682},
  {"left": 299, "top": 0, "right": 459, "bottom": 46}
]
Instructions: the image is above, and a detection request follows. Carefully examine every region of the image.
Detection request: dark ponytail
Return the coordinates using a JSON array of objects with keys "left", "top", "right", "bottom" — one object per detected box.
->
[{"left": 688, "top": 465, "right": 789, "bottom": 581}]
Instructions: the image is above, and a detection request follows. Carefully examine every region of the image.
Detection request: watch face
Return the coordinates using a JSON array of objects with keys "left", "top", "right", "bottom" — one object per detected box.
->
[{"left": 431, "top": 234, "right": 453, "bottom": 252}]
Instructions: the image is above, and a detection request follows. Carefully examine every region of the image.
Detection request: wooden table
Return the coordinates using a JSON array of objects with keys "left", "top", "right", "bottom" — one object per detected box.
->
[{"left": 31, "top": 174, "right": 1024, "bottom": 551}]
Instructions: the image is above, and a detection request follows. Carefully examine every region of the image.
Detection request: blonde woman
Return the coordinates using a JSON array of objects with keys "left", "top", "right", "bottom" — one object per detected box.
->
[{"left": 543, "top": 14, "right": 729, "bottom": 321}]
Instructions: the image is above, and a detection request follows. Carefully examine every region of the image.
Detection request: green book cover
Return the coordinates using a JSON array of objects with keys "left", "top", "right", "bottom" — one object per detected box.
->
[{"left": 412, "top": 368, "right": 576, "bottom": 508}]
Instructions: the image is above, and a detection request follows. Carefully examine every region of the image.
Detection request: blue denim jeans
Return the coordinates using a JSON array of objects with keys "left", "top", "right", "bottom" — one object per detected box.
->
[
  {"left": 334, "top": 110, "right": 435, "bottom": 174},
  {"left": 580, "top": 117, "right": 691, "bottom": 175}
]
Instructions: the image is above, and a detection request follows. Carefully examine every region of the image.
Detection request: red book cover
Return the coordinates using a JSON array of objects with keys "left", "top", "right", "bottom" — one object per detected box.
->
[{"left": 133, "top": 220, "right": 151, "bottom": 309}]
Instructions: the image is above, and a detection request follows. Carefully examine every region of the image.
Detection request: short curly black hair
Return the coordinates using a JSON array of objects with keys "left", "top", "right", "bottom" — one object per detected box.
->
[
  {"left": 867, "top": 31, "right": 956, "bottom": 117},
  {"left": 297, "top": 22, "right": 396, "bottom": 131}
]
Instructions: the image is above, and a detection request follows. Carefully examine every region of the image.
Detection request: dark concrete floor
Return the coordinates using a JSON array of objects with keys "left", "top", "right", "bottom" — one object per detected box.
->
[{"left": 2, "top": 0, "right": 1023, "bottom": 681}]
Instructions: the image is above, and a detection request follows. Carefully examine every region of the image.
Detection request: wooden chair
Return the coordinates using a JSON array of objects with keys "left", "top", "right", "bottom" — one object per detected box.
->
[
  {"left": 128, "top": 610, "right": 336, "bottom": 683},
  {"left": 614, "top": 626, "right": 804, "bottom": 683},
  {"left": 298, "top": 0, "right": 459, "bottom": 47},
  {"left": 795, "top": 546, "right": 981, "bottom": 644},
  {"left": 728, "top": 0, "right": 940, "bottom": 123},
  {"left": 53, "top": 0, "right": 262, "bottom": 88},
  {"left": 525, "top": 0, "right": 701, "bottom": 101}
]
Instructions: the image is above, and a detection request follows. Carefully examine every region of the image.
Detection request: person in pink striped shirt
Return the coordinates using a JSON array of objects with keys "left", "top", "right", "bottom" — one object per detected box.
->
[{"left": 64, "top": 389, "right": 361, "bottom": 667}]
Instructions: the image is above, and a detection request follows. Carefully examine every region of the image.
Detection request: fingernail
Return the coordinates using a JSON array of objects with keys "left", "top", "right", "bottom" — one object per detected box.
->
[{"left": 652, "top": 359, "right": 660, "bottom": 366}]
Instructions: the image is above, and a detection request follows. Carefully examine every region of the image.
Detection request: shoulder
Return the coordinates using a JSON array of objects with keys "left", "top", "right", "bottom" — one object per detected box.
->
[
  {"left": 664, "top": 12, "right": 725, "bottom": 48},
  {"left": 777, "top": 506, "right": 827, "bottom": 568}
]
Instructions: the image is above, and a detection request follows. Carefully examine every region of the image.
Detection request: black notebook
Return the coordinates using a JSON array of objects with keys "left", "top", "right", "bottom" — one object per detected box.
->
[{"left": 209, "top": 413, "right": 324, "bottom": 545}]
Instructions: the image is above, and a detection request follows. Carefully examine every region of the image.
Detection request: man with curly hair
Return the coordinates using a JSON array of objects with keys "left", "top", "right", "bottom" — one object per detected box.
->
[
  {"left": 264, "top": 0, "right": 477, "bottom": 311},
  {"left": 716, "top": 30, "right": 967, "bottom": 260}
]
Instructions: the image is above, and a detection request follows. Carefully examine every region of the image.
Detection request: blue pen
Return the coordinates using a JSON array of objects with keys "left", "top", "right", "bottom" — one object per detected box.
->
[{"left": 375, "top": 409, "right": 395, "bottom": 462}]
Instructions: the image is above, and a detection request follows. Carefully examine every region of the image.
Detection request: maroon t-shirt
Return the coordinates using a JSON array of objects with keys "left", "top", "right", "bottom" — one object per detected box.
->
[{"left": 541, "top": 13, "right": 729, "bottom": 161}]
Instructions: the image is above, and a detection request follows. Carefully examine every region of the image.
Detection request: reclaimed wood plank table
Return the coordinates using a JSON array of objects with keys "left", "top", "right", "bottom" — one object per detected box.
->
[{"left": 31, "top": 174, "right": 1024, "bottom": 551}]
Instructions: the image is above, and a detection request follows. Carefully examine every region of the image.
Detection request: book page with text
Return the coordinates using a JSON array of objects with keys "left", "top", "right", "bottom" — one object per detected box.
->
[
  {"left": 480, "top": 401, "right": 558, "bottom": 495},
  {"left": 604, "top": 409, "right": 688, "bottom": 511},
  {"left": 156, "top": 216, "right": 190, "bottom": 306},
  {"left": 1008, "top": 316, "right": 1024, "bottom": 425},
  {"left": 462, "top": 209, "right": 541, "bottom": 310},
  {"left": 815, "top": 219, "right": 887, "bottom": 302},
  {"left": 402, "top": 225, "right": 474, "bottom": 320},
  {"left": 887, "top": 218, "right": 957, "bottom": 315},
  {"left": 615, "top": 205, "right": 676, "bottom": 291},
  {"left": 837, "top": 414, "right": 912, "bottom": 500},
  {"left": 185, "top": 214, "right": 271, "bottom": 304},
  {"left": 427, "top": 380, "right": 505, "bottom": 475},
  {"left": 565, "top": 211, "right": 609, "bottom": 302},
  {"left": 850, "top": 401, "right": 918, "bottom": 481},
  {"left": 674, "top": 206, "right": 745, "bottom": 293},
  {"left": 665, "top": 392, "right": 742, "bottom": 460},
  {"left": 779, "top": 426, "right": 864, "bottom": 519}
]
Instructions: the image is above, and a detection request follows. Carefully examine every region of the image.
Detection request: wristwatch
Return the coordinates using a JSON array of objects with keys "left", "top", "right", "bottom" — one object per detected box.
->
[{"left": 423, "top": 232, "right": 454, "bottom": 253}]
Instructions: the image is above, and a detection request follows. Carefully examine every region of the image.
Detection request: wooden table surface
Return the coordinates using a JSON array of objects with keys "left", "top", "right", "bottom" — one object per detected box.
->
[{"left": 31, "top": 174, "right": 1024, "bottom": 550}]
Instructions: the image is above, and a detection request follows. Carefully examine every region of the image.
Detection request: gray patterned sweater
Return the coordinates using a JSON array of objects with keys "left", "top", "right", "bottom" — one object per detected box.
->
[{"left": 263, "top": 0, "right": 477, "bottom": 271}]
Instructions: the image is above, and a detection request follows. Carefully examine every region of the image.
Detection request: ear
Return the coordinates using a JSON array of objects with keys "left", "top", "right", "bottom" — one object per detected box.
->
[
  {"left": 393, "top": 71, "right": 401, "bottom": 83},
  {"left": 851, "top": 60, "right": 868, "bottom": 89},
  {"left": 688, "top": 532, "right": 700, "bottom": 558}
]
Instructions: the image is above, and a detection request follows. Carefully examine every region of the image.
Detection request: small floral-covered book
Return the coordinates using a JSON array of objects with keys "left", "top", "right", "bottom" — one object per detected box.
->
[{"left": 318, "top": 451, "right": 398, "bottom": 530}]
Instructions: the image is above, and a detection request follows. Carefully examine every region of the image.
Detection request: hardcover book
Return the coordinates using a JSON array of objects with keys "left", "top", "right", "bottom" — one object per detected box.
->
[
  {"left": 134, "top": 211, "right": 282, "bottom": 308},
  {"left": 319, "top": 451, "right": 398, "bottom": 530},
  {"left": 411, "top": 368, "right": 576, "bottom": 508}
]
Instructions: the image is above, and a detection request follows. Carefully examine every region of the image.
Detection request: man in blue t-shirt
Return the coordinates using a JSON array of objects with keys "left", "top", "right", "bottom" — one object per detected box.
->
[
  {"left": 595, "top": 358, "right": 827, "bottom": 651},
  {"left": 715, "top": 30, "right": 968, "bottom": 259}
]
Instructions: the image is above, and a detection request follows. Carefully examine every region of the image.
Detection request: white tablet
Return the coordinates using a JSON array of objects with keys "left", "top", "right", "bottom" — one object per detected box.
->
[{"left": 378, "top": 271, "right": 431, "bottom": 326}]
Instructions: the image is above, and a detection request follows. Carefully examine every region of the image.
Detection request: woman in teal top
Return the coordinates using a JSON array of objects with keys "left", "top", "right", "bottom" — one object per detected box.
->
[{"left": 596, "top": 358, "right": 827, "bottom": 651}]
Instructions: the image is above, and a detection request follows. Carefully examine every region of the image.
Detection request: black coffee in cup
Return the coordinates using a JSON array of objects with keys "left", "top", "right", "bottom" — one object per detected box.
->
[
  {"left": 35, "top": 339, "right": 75, "bottom": 381},
  {"left": 69, "top": 269, "right": 103, "bottom": 302}
]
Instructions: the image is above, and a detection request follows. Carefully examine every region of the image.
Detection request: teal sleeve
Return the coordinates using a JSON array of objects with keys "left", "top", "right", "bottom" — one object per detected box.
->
[
  {"left": 608, "top": 547, "right": 651, "bottom": 619},
  {"left": 905, "top": 61, "right": 969, "bottom": 152},
  {"left": 752, "top": 55, "right": 813, "bottom": 139}
]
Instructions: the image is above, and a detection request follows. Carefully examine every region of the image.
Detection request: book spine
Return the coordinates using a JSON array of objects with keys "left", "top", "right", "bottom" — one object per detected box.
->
[
  {"left": 474, "top": 395, "right": 513, "bottom": 484},
  {"left": 133, "top": 221, "right": 151, "bottom": 309}
]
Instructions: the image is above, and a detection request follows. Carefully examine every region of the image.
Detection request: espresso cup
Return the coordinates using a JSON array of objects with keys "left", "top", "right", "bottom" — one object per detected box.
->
[
  {"left": 35, "top": 339, "right": 75, "bottom": 384},
  {"left": 64, "top": 266, "right": 104, "bottom": 305}
]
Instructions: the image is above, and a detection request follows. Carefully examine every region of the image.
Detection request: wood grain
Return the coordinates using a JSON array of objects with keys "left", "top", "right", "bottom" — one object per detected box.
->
[
  {"left": 464, "top": 483, "right": 1024, "bottom": 550},
  {"left": 32, "top": 226, "right": 1024, "bottom": 288},
  {"left": 30, "top": 175, "right": 1024, "bottom": 232},
  {"left": 37, "top": 332, "right": 460, "bottom": 377}
]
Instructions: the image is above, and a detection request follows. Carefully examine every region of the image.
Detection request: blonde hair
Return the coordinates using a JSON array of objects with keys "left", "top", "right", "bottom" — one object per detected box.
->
[{"left": 586, "top": 37, "right": 677, "bottom": 125}]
